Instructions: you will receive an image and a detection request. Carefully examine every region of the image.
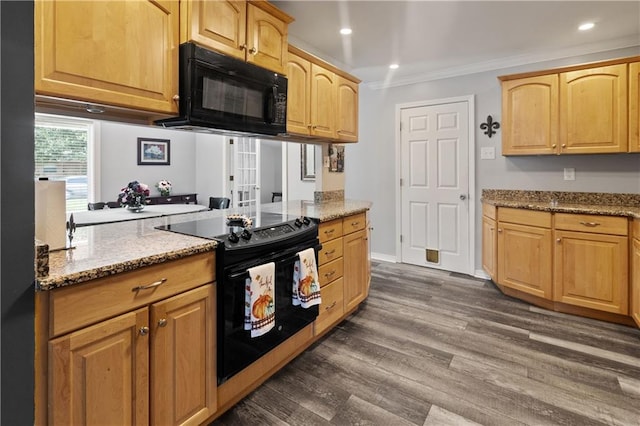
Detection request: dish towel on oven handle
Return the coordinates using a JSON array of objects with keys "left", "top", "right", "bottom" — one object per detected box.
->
[
  {"left": 292, "top": 247, "right": 322, "bottom": 308},
  {"left": 244, "top": 262, "right": 276, "bottom": 338}
]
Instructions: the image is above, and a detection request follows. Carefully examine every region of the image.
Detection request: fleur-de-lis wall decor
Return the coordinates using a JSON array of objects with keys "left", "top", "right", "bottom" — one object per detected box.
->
[{"left": 480, "top": 115, "right": 500, "bottom": 138}]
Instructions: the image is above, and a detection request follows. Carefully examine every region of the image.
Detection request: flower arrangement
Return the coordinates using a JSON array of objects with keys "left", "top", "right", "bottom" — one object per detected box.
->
[
  {"left": 118, "top": 180, "right": 150, "bottom": 208},
  {"left": 156, "top": 179, "right": 172, "bottom": 196}
]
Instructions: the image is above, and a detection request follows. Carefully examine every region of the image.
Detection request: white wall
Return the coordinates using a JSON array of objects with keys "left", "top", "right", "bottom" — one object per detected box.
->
[
  {"left": 346, "top": 46, "right": 640, "bottom": 271},
  {"left": 260, "top": 139, "right": 283, "bottom": 203},
  {"left": 195, "top": 133, "right": 226, "bottom": 207},
  {"left": 99, "top": 121, "right": 199, "bottom": 203},
  {"left": 286, "top": 142, "right": 315, "bottom": 200}
]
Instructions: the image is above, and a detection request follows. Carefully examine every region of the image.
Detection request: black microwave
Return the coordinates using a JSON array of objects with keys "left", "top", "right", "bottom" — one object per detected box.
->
[{"left": 156, "top": 42, "right": 287, "bottom": 136}]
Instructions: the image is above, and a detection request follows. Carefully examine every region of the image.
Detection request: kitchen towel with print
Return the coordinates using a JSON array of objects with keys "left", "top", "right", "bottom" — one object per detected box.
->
[
  {"left": 244, "top": 262, "right": 276, "bottom": 338},
  {"left": 292, "top": 247, "right": 322, "bottom": 308}
]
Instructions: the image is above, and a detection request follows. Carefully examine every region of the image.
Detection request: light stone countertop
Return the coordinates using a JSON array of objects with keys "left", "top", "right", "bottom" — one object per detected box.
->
[
  {"left": 37, "top": 199, "right": 372, "bottom": 291},
  {"left": 481, "top": 189, "right": 640, "bottom": 219}
]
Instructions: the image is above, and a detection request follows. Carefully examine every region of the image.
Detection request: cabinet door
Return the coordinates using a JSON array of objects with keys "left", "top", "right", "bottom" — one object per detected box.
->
[
  {"left": 497, "top": 222, "right": 552, "bottom": 299},
  {"left": 554, "top": 230, "right": 628, "bottom": 314},
  {"left": 482, "top": 216, "right": 497, "bottom": 281},
  {"left": 336, "top": 76, "right": 359, "bottom": 142},
  {"left": 246, "top": 3, "right": 288, "bottom": 74},
  {"left": 501, "top": 74, "right": 559, "bottom": 155},
  {"left": 310, "top": 64, "right": 336, "bottom": 139},
  {"left": 151, "top": 285, "right": 216, "bottom": 426},
  {"left": 286, "top": 51, "right": 312, "bottom": 135},
  {"left": 181, "top": 0, "right": 247, "bottom": 62},
  {"left": 629, "top": 62, "right": 640, "bottom": 152},
  {"left": 36, "top": 0, "right": 179, "bottom": 114},
  {"left": 49, "top": 309, "right": 149, "bottom": 426},
  {"left": 343, "top": 229, "right": 368, "bottom": 312},
  {"left": 632, "top": 237, "right": 640, "bottom": 326},
  {"left": 560, "top": 64, "right": 628, "bottom": 153}
]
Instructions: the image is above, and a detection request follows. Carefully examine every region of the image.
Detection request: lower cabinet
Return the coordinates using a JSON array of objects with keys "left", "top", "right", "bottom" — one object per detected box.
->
[
  {"left": 496, "top": 208, "right": 553, "bottom": 299},
  {"left": 632, "top": 223, "right": 640, "bottom": 325},
  {"left": 481, "top": 204, "right": 497, "bottom": 281},
  {"left": 343, "top": 228, "right": 369, "bottom": 311},
  {"left": 553, "top": 213, "right": 629, "bottom": 315},
  {"left": 43, "top": 253, "right": 217, "bottom": 426}
]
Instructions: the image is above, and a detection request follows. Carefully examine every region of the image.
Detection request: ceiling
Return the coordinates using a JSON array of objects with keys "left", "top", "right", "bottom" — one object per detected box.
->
[{"left": 272, "top": 1, "right": 640, "bottom": 87}]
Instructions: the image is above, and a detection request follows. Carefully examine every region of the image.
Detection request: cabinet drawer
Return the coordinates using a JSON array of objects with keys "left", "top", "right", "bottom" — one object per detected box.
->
[
  {"left": 498, "top": 207, "right": 551, "bottom": 228},
  {"left": 555, "top": 213, "right": 628, "bottom": 236},
  {"left": 343, "top": 213, "right": 366, "bottom": 234},
  {"left": 318, "top": 237, "right": 343, "bottom": 265},
  {"left": 318, "top": 257, "right": 344, "bottom": 287},
  {"left": 49, "top": 252, "right": 215, "bottom": 338},
  {"left": 483, "top": 203, "right": 496, "bottom": 220},
  {"left": 315, "top": 277, "right": 344, "bottom": 336},
  {"left": 319, "top": 219, "right": 343, "bottom": 243}
]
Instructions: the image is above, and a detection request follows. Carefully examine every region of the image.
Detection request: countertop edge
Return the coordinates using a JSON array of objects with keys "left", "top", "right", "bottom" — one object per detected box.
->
[{"left": 482, "top": 198, "right": 640, "bottom": 219}]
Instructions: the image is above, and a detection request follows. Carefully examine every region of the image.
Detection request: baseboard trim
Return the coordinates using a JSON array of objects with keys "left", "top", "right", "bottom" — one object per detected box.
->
[
  {"left": 371, "top": 252, "right": 396, "bottom": 263},
  {"left": 474, "top": 269, "right": 491, "bottom": 280}
]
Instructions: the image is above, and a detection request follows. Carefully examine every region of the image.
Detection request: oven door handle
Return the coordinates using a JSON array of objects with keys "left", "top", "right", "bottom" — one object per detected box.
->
[{"left": 227, "top": 243, "right": 323, "bottom": 280}]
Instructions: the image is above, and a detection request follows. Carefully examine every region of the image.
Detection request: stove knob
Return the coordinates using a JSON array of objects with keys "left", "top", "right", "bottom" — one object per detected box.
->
[
  {"left": 241, "top": 229, "right": 252, "bottom": 240},
  {"left": 302, "top": 216, "right": 311, "bottom": 225},
  {"left": 294, "top": 218, "right": 303, "bottom": 228},
  {"left": 228, "top": 231, "right": 240, "bottom": 243}
]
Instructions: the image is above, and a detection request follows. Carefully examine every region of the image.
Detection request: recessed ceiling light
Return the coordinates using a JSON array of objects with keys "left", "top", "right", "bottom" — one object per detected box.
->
[
  {"left": 579, "top": 22, "right": 595, "bottom": 31},
  {"left": 340, "top": 28, "right": 352, "bottom": 35},
  {"left": 389, "top": 64, "right": 399, "bottom": 69}
]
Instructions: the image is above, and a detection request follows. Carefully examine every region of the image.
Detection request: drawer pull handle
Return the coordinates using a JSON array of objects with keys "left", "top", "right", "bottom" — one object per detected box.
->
[
  {"left": 352, "top": 221, "right": 360, "bottom": 226},
  {"left": 139, "top": 326, "right": 150, "bottom": 336},
  {"left": 325, "top": 249, "right": 336, "bottom": 255},
  {"left": 325, "top": 301, "right": 337, "bottom": 310},
  {"left": 579, "top": 221, "right": 600, "bottom": 227},
  {"left": 324, "top": 270, "right": 336, "bottom": 278},
  {"left": 324, "top": 229, "right": 335, "bottom": 235},
  {"left": 132, "top": 278, "right": 167, "bottom": 292}
]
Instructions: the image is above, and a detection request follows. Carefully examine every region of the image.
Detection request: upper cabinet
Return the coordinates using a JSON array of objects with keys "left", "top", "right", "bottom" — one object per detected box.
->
[
  {"left": 629, "top": 62, "right": 640, "bottom": 152},
  {"left": 286, "top": 45, "right": 360, "bottom": 143},
  {"left": 181, "top": 0, "right": 293, "bottom": 74},
  {"left": 500, "top": 57, "right": 639, "bottom": 155},
  {"left": 560, "top": 64, "right": 627, "bottom": 154},
  {"left": 35, "top": 0, "right": 180, "bottom": 114}
]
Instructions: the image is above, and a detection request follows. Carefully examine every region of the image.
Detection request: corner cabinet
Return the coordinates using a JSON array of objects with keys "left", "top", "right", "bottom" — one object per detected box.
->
[
  {"left": 35, "top": 0, "right": 180, "bottom": 114},
  {"left": 286, "top": 45, "right": 360, "bottom": 143},
  {"left": 180, "top": 0, "right": 293, "bottom": 74},
  {"left": 42, "top": 253, "right": 217, "bottom": 425},
  {"left": 500, "top": 57, "right": 638, "bottom": 155}
]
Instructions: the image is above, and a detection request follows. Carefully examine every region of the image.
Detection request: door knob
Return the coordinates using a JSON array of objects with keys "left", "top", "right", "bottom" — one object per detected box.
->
[{"left": 459, "top": 194, "right": 467, "bottom": 200}]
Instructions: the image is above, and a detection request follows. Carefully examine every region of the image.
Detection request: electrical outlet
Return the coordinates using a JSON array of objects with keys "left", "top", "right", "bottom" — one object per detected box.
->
[
  {"left": 480, "top": 147, "right": 495, "bottom": 160},
  {"left": 564, "top": 167, "right": 575, "bottom": 181}
]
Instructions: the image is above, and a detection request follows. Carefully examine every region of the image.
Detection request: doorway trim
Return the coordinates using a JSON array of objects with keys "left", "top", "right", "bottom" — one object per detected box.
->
[{"left": 394, "top": 95, "right": 476, "bottom": 276}]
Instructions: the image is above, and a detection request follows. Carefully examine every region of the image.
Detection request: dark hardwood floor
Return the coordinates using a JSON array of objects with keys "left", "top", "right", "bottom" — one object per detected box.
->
[{"left": 212, "top": 261, "right": 640, "bottom": 425}]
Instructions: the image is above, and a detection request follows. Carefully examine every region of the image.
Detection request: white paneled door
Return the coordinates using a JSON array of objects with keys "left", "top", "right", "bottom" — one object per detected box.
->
[{"left": 400, "top": 100, "right": 470, "bottom": 274}]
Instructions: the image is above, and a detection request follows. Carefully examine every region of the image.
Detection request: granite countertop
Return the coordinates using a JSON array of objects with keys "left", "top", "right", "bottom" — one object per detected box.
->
[
  {"left": 481, "top": 189, "right": 640, "bottom": 219},
  {"left": 36, "top": 199, "right": 372, "bottom": 291}
]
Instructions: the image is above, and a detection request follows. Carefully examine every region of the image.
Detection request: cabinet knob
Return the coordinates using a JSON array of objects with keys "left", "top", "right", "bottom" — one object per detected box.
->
[
  {"left": 556, "top": 238, "right": 562, "bottom": 243},
  {"left": 158, "top": 319, "right": 167, "bottom": 328},
  {"left": 498, "top": 228, "right": 503, "bottom": 233},
  {"left": 172, "top": 94, "right": 179, "bottom": 102},
  {"left": 561, "top": 144, "right": 566, "bottom": 148},
  {"left": 240, "top": 44, "right": 247, "bottom": 51},
  {"left": 249, "top": 47, "right": 257, "bottom": 54},
  {"left": 552, "top": 144, "right": 557, "bottom": 149},
  {"left": 139, "top": 326, "right": 150, "bottom": 336}
]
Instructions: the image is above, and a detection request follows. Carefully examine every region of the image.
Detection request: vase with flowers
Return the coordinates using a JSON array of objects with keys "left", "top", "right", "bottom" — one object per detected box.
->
[
  {"left": 118, "top": 180, "right": 150, "bottom": 212},
  {"left": 156, "top": 179, "right": 172, "bottom": 197}
]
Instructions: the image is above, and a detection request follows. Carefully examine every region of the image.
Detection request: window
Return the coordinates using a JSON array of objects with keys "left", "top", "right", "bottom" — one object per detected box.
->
[{"left": 34, "top": 114, "right": 98, "bottom": 213}]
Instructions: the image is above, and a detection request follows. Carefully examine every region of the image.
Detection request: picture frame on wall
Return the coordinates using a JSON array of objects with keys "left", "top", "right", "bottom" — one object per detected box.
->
[
  {"left": 301, "top": 144, "right": 316, "bottom": 181},
  {"left": 137, "top": 137, "right": 170, "bottom": 165},
  {"left": 328, "top": 144, "right": 344, "bottom": 172}
]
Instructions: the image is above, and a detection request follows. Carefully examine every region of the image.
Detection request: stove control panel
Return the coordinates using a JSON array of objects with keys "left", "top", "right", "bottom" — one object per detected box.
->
[{"left": 223, "top": 216, "right": 316, "bottom": 248}]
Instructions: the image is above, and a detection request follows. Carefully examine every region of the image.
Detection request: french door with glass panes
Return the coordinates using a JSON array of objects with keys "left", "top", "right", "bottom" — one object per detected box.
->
[{"left": 225, "top": 137, "right": 261, "bottom": 210}]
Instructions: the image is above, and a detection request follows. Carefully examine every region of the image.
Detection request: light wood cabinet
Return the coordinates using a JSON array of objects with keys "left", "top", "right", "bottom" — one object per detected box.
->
[
  {"left": 181, "top": 0, "right": 292, "bottom": 74},
  {"left": 286, "top": 45, "right": 360, "bottom": 142},
  {"left": 497, "top": 208, "right": 553, "bottom": 299},
  {"left": 559, "top": 64, "right": 628, "bottom": 154},
  {"left": 501, "top": 74, "right": 559, "bottom": 155},
  {"left": 500, "top": 58, "right": 635, "bottom": 155},
  {"left": 553, "top": 213, "right": 629, "bottom": 315},
  {"left": 481, "top": 204, "right": 497, "bottom": 281},
  {"left": 35, "top": 0, "right": 180, "bottom": 114},
  {"left": 343, "top": 213, "right": 369, "bottom": 312},
  {"left": 629, "top": 62, "right": 640, "bottom": 152},
  {"left": 44, "top": 254, "right": 217, "bottom": 425},
  {"left": 632, "top": 220, "right": 640, "bottom": 326}
]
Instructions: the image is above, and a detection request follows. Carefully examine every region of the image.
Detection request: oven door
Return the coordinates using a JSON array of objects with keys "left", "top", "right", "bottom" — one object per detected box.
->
[{"left": 217, "top": 240, "right": 320, "bottom": 384}]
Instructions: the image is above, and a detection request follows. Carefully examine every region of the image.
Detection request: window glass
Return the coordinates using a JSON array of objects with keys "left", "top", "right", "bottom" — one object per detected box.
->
[{"left": 34, "top": 115, "right": 92, "bottom": 213}]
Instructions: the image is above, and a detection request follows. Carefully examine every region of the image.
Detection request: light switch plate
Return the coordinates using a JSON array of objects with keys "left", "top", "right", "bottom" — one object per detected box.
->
[
  {"left": 480, "top": 147, "right": 495, "bottom": 160},
  {"left": 564, "top": 167, "right": 575, "bottom": 180},
  {"left": 323, "top": 156, "right": 330, "bottom": 167}
]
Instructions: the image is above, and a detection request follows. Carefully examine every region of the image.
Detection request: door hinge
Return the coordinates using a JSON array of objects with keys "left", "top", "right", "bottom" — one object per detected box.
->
[
  {"left": 400, "top": 235, "right": 403, "bottom": 243},
  {"left": 400, "top": 178, "right": 403, "bottom": 187},
  {"left": 400, "top": 122, "right": 402, "bottom": 132}
]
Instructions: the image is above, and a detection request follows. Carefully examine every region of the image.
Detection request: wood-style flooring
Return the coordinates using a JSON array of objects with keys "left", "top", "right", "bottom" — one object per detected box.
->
[{"left": 212, "top": 261, "right": 640, "bottom": 426}]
